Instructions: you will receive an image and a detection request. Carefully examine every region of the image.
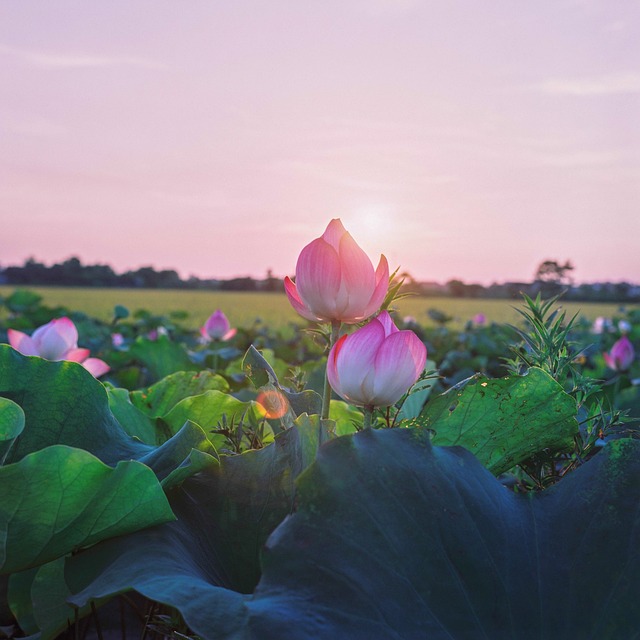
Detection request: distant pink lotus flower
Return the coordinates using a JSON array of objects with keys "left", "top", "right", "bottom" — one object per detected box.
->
[
  {"left": 603, "top": 335, "right": 635, "bottom": 371},
  {"left": 284, "top": 218, "right": 389, "bottom": 324},
  {"left": 111, "top": 332, "right": 125, "bottom": 348},
  {"left": 201, "top": 310, "right": 237, "bottom": 341},
  {"left": 7, "top": 317, "right": 109, "bottom": 377},
  {"left": 473, "top": 313, "right": 486, "bottom": 326},
  {"left": 327, "top": 311, "right": 426, "bottom": 408}
]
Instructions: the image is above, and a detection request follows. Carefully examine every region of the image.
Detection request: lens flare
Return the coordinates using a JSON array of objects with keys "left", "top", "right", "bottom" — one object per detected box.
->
[{"left": 256, "top": 389, "right": 289, "bottom": 419}]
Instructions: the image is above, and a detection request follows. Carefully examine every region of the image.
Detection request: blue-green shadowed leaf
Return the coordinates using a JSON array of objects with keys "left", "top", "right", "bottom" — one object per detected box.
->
[
  {"left": 8, "top": 558, "right": 96, "bottom": 640},
  {"left": 242, "top": 346, "right": 322, "bottom": 429},
  {"left": 245, "top": 432, "right": 640, "bottom": 639},
  {"left": 66, "top": 415, "right": 330, "bottom": 636},
  {"left": 68, "top": 431, "right": 640, "bottom": 640}
]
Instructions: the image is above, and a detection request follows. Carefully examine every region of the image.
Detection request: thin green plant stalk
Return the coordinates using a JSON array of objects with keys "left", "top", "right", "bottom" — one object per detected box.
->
[
  {"left": 321, "top": 320, "right": 341, "bottom": 420},
  {"left": 362, "top": 405, "right": 374, "bottom": 430}
]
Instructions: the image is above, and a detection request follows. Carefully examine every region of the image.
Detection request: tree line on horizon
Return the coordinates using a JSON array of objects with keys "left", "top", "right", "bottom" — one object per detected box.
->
[{"left": 1, "top": 256, "right": 639, "bottom": 302}]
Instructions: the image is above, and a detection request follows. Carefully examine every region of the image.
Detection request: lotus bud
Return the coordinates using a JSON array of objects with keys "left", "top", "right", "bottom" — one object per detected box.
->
[
  {"left": 285, "top": 218, "right": 389, "bottom": 324},
  {"left": 202, "top": 310, "right": 237, "bottom": 341},
  {"left": 603, "top": 335, "right": 635, "bottom": 371},
  {"left": 327, "top": 311, "right": 426, "bottom": 409}
]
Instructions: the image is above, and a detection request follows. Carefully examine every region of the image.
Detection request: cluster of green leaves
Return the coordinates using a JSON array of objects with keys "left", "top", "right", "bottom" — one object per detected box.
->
[
  {"left": 0, "top": 291, "right": 638, "bottom": 638},
  {"left": 502, "top": 293, "right": 638, "bottom": 488}
]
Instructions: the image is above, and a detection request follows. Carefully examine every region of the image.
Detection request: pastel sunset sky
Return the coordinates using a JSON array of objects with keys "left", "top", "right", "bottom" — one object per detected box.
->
[{"left": 1, "top": 1, "right": 639, "bottom": 285}]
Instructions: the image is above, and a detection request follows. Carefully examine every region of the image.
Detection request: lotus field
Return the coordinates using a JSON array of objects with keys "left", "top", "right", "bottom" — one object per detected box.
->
[{"left": 1, "top": 220, "right": 639, "bottom": 639}]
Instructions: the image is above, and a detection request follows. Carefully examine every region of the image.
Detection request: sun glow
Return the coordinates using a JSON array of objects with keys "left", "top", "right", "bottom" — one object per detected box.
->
[{"left": 343, "top": 206, "right": 396, "bottom": 257}]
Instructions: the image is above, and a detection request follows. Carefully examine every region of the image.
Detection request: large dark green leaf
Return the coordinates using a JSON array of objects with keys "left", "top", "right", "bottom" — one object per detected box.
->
[
  {"left": 418, "top": 367, "right": 578, "bottom": 474},
  {"left": 0, "top": 445, "right": 175, "bottom": 574},
  {"left": 245, "top": 431, "right": 640, "bottom": 639},
  {"left": 67, "top": 428, "right": 639, "bottom": 640}
]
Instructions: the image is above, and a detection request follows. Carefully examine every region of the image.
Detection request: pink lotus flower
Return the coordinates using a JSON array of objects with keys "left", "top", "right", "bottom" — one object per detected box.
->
[
  {"left": 201, "top": 310, "right": 237, "bottom": 341},
  {"left": 603, "top": 335, "right": 635, "bottom": 371},
  {"left": 7, "top": 317, "right": 110, "bottom": 378},
  {"left": 473, "top": 313, "right": 486, "bottom": 326},
  {"left": 327, "top": 311, "right": 427, "bottom": 408},
  {"left": 284, "top": 218, "right": 389, "bottom": 324}
]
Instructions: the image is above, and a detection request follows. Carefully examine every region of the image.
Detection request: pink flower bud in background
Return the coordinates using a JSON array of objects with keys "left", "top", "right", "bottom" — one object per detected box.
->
[
  {"left": 284, "top": 218, "right": 389, "bottom": 324},
  {"left": 472, "top": 313, "right": 486, "bottom": 326},
  {"left": 603, "top": 335, "right": 635, "bottom": 371},
  {"left": 327, "top": 311, "right": 426, "bottom": 408},
  {"left": 202, "top": 310, "right": 237, "bottom": 341},
  {"left": 111, "top": 333, "right": 125, "bottom": 348},
  {"left": 7, "top": 317, "right": 109, "bottom": 377}
]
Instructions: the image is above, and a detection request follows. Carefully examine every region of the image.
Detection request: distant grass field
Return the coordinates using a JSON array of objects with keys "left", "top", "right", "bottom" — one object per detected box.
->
[{"left": 0, "top": 285, "right": 636, "bottom": 330}]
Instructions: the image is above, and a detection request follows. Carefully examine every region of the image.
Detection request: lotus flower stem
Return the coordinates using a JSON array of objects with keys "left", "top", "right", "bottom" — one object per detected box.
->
[
  {"left": 321, "top": 320, "right": 342, "bottom": 420},
  {"left": 363, "top": 405, "right": 374, "bottom": 430}
]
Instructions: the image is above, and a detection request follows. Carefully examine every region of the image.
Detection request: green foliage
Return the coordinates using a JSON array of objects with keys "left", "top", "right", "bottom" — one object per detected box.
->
[
  {"left": 67, "top": 416, "right": 330, "bottom": 625},
  {"left": 66, "top": 430, "right": 640, "bottom": 639},
  {"left": 240, "top": 430, "right": 640, "bottom": 639},
  {"left": 0, "top": 446, "right": 174, "bottom": 575},
  {"left": 503, "top": 293, "right": 638, "bottom": 488},
  {"left": 0, "top": 397, "right": 25, "bottom": 444},
  {"left": 417, "top": 367, "right": 578, "bottom": 474},
  {"left": 130, "top": 370, "right": 230, "bottom": 418},
  {"left": 0, "top": 292, "right": 637, "bottom": 638},
  {"left": 505, "top": 292, "right": 581, "bottom": 380},
  {"left": 3, "top": 289, "right": 42, "bottom": 314}
]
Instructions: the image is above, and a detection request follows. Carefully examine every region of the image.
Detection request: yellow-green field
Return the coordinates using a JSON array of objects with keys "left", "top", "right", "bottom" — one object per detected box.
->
[{"left": 0, "top": 286, "right": 636, "bottom": 330}]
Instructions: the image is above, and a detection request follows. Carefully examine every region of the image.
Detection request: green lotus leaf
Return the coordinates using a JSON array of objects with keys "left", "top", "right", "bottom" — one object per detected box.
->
[
  {"left": 0, "top": 346, "right": 144, "bottom": 465},
  {"left": 66, "top": 416, "right": 329, "bottom": 633},
  {"left": 130, "top": 370, "right": 229, "bottom": 418},
  {"left": 246, "top": 431, "right": 639, "bottom": 639},
  {"left": 128, "top": 336, "right": 196, "bottom": 380},
  {"left": 418, "top": 367, "right": 578, "bottom": 474},
  {"left": 0, "top": 397, "right": 25, "bottom": 444},
  {"left": 0, "top": 346, "right": 219, "bottom": 487},
  {"left": 0, "top": 445, "right": 175, "bottom": 575},
  {"left": 162, "top": 390, "right": 265, "bottom": 440}
]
